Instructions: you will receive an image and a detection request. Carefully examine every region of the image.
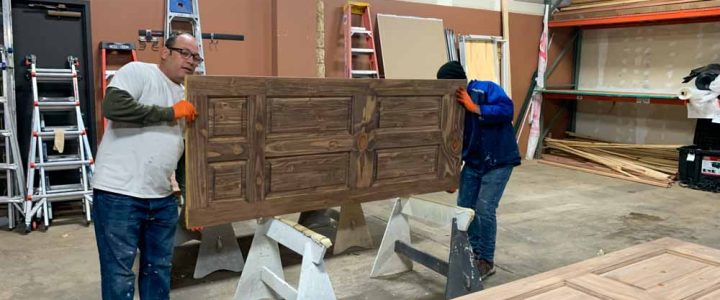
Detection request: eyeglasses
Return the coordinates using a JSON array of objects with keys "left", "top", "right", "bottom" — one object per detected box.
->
[{"left": 167, "top": 47, "right": 204, "bottom": 63}]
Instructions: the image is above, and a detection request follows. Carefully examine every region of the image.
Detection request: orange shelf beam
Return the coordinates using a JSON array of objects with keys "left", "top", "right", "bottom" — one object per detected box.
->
[
  {"left": 549, "top": 7, "right": 720, "bottom": 28},
  {"left": 542, "top": 92, "right": 688, "bottom": 106}
]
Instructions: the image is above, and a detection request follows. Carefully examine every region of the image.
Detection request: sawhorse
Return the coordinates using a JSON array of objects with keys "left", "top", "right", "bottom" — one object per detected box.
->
[
  {"left": 371, "top": 197, "right": 482, "bottom": 299},
  {"left": 175, "top": 210, "right": 245, "bottom": 278},
  {"left": 235, "top": 217, "right": 336, "bottom": 300},
  {"left": 297, "top": 202, "right": 374, "bottom": 255}
]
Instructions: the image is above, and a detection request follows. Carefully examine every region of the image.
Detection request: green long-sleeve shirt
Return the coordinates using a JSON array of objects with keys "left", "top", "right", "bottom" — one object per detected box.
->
[{"left": 103, "top": 87, "right": 175, "bottom": 125}]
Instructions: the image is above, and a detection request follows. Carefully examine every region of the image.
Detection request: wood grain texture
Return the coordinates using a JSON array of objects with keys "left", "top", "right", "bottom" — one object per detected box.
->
[
  {"left": 525, "top": 286, "right": 602, "bottom": 300},
  {"left": 185, "top": 76, "right": 465, "bottom": 227},
  {"left": 458, "top": 238, "right": 720, "bottom": 300},
  {"left": 208, "top": 161, "right": 246, "bottom": 202},
  {"left": 268, "top": 97, "right": 351, "bottom": 135},
  {"left": 267, "top": 153, "right": 349, "bottom": 194},
  {"left": 209, "top": 98, "right": 247, "bottom": 137}
]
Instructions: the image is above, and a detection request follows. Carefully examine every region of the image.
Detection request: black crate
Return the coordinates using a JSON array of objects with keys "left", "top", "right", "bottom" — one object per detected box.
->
[
  {"left": 678, "top": 145, "right": 720, "bottom": 192},
  {"left": 694, "top": 119, "right": 720, "bottom": 150}
]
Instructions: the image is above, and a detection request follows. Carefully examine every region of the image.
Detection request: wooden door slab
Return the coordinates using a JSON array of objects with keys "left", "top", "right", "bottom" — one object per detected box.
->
[
  {"left": 458, "top": 238, "right": 720, "bottom": 300},
  {"left": 184, "top": 76, "right": 466, "bottom": 227}
]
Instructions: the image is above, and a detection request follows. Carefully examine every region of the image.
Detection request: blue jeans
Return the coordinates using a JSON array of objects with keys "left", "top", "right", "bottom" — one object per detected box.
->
[
  {"left": 92, "top": 189, "right": 178, "bottom": 300},
  {"left": 457, "top": 165, "right": 513, "bottom": 262}
]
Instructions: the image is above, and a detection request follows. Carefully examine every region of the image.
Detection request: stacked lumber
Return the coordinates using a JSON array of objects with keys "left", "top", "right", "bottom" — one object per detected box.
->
[
  {"left": 539, "top": 135, "right": 681, "bottom": 187},
  {"left": 553, "top": 0, "right": 720, "bottom": 21}
]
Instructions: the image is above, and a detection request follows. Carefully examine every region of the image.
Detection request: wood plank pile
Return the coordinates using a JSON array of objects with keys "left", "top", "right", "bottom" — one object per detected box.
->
[
  {"left": 539, "top": 134, "right": 681, "bottom": 187},
  {"left": 553, "top": 0, "right": 720, "bottom": 21}
]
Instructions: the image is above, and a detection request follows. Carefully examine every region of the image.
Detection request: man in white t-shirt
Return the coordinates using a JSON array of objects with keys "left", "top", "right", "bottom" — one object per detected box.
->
[{"left": 92, "top": 32, "right": 198, "bottom": 300}]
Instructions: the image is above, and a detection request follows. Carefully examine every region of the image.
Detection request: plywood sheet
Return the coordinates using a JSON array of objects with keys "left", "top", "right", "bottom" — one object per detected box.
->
[
  {"left": 184, "top": 76, "right": 465, "bottom": 227},
  {"left": 376, "top": 14, "right": 448, "bottom": 79},
  {"left": 464, "top": 41, "right": 500, "bottom": 83},
  {"left": 459, "top": 238, "right": 720, "bottom": 299}
]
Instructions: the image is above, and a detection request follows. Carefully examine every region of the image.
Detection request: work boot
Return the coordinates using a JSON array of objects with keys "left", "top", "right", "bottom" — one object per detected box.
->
[{"left": 475, "top": 259, "right": 496, "bottom": 280}]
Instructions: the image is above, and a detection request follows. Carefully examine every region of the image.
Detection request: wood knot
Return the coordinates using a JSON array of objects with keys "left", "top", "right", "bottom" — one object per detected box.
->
[
  {"left": 358, "top": 132, "right": 368, "bottom": 151},
  {"left": 451, "top": 135, "right": 461, "bottom": 153}
]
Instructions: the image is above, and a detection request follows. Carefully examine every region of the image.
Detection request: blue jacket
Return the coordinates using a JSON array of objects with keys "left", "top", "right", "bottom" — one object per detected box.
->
[{"left": 462, "top": 80, "right": 521, "bottom": 172}]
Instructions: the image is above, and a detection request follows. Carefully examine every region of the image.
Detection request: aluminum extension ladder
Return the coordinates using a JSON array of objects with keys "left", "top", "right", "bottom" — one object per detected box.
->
[
  {"left": 1, "top": 0, "right": 27, "bottom": 231},
  {"left": 0, "top": 47, "right": 26, "bottom": 230},
  {"left": 165, "top": 0, "right": 206, "bottom": 74},
  {"left": 23, "top": 54, "right": 94, "bottom": 232}
]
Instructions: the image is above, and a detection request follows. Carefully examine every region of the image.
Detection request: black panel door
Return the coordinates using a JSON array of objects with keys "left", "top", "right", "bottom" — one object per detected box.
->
[{"left": 12, "top": 0, "right": 95, "bottom": 169}]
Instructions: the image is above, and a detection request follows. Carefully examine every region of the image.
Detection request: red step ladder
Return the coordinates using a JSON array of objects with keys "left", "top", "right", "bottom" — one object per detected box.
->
[
  {"left": 343, "top": 1, "right": 379, "bottom": 78},
  {"left": 98, "top": 42, "right": 137, "bottom": 139}
]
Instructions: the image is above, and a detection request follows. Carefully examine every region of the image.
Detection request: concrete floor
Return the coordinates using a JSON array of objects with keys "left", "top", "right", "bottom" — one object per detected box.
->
[{"left": 0, "top": 161, "right": 718, "bottom": 300}]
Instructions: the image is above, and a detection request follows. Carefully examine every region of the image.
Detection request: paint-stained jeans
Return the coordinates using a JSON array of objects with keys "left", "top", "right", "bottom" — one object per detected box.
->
[
  {"left": 457, "top": 164, "right": 513, "bottom": 261},
  {"left": 92, "top": 189, "right": 178, "bottom": 300}
]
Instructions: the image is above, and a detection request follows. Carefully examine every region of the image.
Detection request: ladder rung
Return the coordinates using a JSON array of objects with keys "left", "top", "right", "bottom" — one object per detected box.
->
[
  {"left": 34, "top": 160, "right": 92, "bottom": 171},
  {"left": 47, "top": 183, "right": 85, "bottom": 194},
  {"left": 352, "top": 48, "right": 374, "bottom": 54},
  {"left": 0, "top": 163, "right": 18, "bottom": 170},
  {"left": 43, "top": 125, "right": 79, "bottom": 131},
  {"left": 0, "top": 130, "right": 12, "bottom": 137},
  {"left": 46, "top": 154, "right": 82, "bottom": 163},
  {"left": 0, "top": 97, "right": 6, "bottom": 103},
  {"left": 31, "top": 190, "right": 91, "bottom": 201},
  {"left": 39, "top": 96, "right": 75, "bottom": 102},
  {"left": 351, "top": 27, "right": 372, "bottom": 35},
  {"left": 351, "top": 70, "right": 378, "bottom": 75},
  {"left": 168, "top": 12, "right": 198, "bottom": 19},
  {"left": 34, "top": 76, "right": 75, "bottom": 83},
  {"left": 35, "top": 68, "right": 72, "bottom": 74},
  {"left": 34, "top": 73, "right": 74, "bottom": 78},
  {"left": 37, "top": 102, "right": 78, "bottom": 111},
  {"left": 38, "top": 130, "right": 83, "bottom": 138},
  {"left": 0, "top": 196, "right": 24, "bottom": 203}
]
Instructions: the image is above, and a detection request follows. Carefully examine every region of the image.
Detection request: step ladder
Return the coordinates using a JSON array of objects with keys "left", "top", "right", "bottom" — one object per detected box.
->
[
  {"left": 0, "top": 44, "right": 27, "bottom": 230},
  {"left": 99, "top": 42, "right": 137, "bottom": 137},
  {"left": 165, "top": 0, "right": 206, "bottom": 74},
  {"left": 343, "top": 1, "right": 379, "bottom": 78},
  {"left": 23, "top": 54, "right": 94, "bottom": 232}
]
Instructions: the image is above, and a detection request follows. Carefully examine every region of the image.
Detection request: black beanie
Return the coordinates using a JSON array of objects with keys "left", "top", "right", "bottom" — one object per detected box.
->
[{"left": 436, "top": 61, "right": 467, "bottom": 80}]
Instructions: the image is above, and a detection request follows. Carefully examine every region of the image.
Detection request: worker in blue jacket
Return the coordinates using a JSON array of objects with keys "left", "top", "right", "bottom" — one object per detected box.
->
[{"left": 437, "top": 61, "right": 521, "bottom": 279}]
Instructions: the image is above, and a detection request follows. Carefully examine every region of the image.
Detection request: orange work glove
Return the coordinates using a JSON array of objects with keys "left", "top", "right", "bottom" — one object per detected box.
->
[
  {"left": 173, "top": 100, "right": 197, "bottom": 123},
  {"left": 456, "top": 87, "right": 480, "bottom": 114}
]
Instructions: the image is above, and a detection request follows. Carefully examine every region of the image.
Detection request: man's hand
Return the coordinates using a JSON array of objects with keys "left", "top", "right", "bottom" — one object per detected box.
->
[
  {"left": 173, "top": 100, "right": 197, "bottom": 123},
  {"left": 456, "top": 87, "right": 480, "bottom": 114}
]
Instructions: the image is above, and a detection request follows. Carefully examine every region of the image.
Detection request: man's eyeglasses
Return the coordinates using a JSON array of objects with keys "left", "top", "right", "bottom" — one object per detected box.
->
[{"left": 167, "top": 47, "right": 204, "bottom": 63}]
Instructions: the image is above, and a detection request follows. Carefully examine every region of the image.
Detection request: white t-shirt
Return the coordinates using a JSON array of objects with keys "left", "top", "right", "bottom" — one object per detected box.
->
[{"left": 92, "top": 62, "right": 185, "bottom": 198}]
